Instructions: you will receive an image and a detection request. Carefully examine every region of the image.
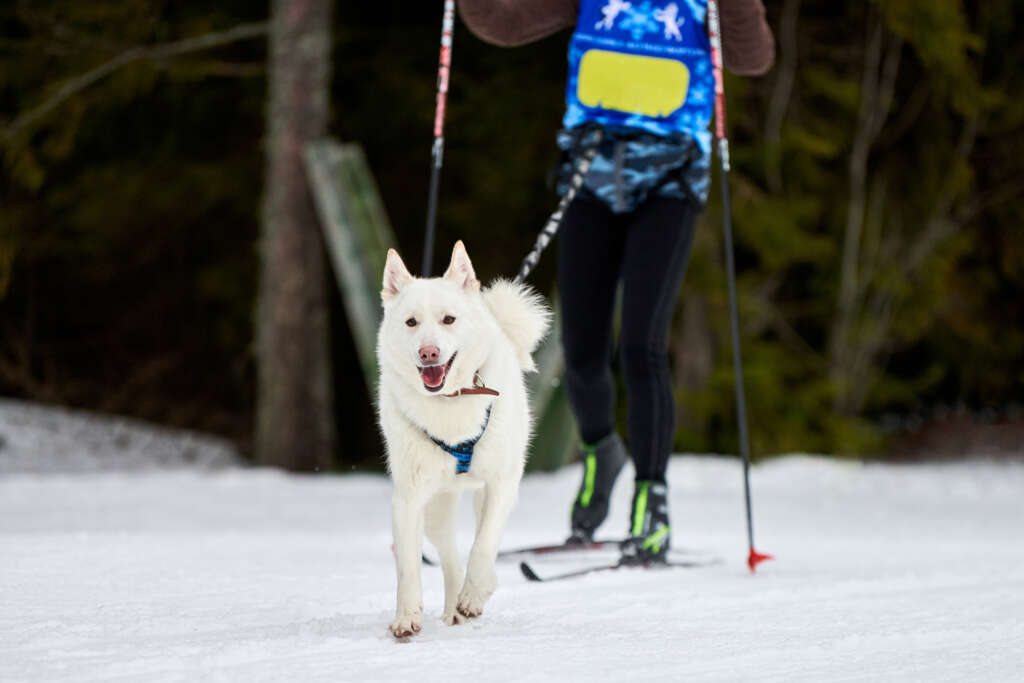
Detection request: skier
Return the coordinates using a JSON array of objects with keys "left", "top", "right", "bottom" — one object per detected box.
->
[{"left": 458, "top": 0, "right": 774, "bottom": 563}]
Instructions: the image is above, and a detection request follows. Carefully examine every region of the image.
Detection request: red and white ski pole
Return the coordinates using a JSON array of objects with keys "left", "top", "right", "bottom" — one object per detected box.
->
[
  {"left": 422, "top": 0, "right": 456, "bottom": 277},
  {"left": 707, "top": 0, "right": 773, "bottom": 573}
]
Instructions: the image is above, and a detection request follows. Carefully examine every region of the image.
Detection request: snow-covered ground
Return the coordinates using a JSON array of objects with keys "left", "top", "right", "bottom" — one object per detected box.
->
[
  {"left": 0, "top": 399, "right": 239, "bottom": 474},
  {"left": 2, "top": 402, "right": 1022, "bottom": 682}
]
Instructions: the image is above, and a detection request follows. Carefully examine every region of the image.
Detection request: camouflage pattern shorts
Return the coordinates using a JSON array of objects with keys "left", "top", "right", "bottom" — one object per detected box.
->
[{"left": 556, "top": 124, "right": 711, "bottom": 214}]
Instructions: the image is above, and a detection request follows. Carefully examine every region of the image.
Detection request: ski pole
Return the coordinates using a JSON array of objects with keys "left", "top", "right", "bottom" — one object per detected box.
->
[
  {"left": 707, "top": 0, "right": 773, "bottom": 573},
  {"left": 422, "top": 0, "right": 456, "bottom": 277}
]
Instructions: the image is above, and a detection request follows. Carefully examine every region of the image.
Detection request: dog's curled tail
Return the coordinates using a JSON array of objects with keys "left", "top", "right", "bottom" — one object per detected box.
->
[{"left": 482, "top": 279, "right": 551, "bottom": 372}]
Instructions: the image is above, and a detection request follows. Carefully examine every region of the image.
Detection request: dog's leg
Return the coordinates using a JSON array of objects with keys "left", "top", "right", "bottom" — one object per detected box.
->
[
  {"left": 472, "top": 485, "right": 486, "bottom": 530},
  {"left": 425, "top": 490, "right": 466, "bottom": 625},
  {"left": 390, "top": 491, "right": 426, "bottom": 638},
  {"left": 457, "top": 479, "right": 519, "bottom": 618}
]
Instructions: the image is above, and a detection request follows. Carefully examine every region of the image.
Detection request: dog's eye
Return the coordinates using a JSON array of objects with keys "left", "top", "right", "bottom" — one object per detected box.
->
[
  {"left": 405, "top": 317, "right": 417, "bottom": 328},
  {"left": 442, "top": 315, "right": 456, "bottom": 325}
]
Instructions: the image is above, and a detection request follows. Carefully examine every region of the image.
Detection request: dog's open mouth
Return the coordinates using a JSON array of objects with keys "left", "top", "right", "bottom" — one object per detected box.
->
[{"left": 419, "top": 352, "right": 456, "bottom": 392}]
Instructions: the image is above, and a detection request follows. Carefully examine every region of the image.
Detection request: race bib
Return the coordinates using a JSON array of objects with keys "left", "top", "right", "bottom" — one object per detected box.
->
[{"left": 577, "top": 50, "right": 690, "bottom": 118}]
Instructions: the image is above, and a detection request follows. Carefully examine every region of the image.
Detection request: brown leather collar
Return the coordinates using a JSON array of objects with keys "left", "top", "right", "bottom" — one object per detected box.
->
[{"left": 445, "top": 372, "right": 499, "bottom": 397}]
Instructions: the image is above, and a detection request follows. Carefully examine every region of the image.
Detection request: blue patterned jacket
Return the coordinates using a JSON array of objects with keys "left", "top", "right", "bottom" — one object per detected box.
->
[{"left": 558, "top": 0, "right": 714, "bottom": 212}]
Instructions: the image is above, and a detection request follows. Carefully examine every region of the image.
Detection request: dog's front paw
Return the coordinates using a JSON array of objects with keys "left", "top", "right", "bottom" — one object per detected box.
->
[
  {"left": 455, "top": 579, "right": 493, "bottom": 619},
  {"left": 442, "top": 609, "right": 468, "bottom": 626},
  {"left": 389, "top": 612, "right": 422, "bottom": 639}
]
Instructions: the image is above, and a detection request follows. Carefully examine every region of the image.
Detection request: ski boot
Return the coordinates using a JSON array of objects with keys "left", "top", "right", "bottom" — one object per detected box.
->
[
  {"left": 620, "top": 480, "right": 671, "bottom": 565},
  {"left": 567, "top": 433, "right": 627, "bottom": 544}
]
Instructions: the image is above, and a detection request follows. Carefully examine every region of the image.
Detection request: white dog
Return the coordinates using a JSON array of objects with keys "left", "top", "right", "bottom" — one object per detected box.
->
[{"left": 377, "top": 241, "right": 550, "bottom": 638}]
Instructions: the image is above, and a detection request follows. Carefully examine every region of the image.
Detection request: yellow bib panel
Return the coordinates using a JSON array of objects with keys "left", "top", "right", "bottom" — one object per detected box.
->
[{"left": 576, "top": 50, "right": 690, "bottom": 119}]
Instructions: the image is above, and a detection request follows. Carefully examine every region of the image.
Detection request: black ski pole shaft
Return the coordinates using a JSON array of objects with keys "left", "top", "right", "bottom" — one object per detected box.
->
[
  {"left": 422, "top": 0, "right": 455, "bottom": 277},
  {"left": 719, "top": 162, "right": 761, "bottom": 561},
  {"left": 707, "top": 0, "right": 772, "bottom": 572}
]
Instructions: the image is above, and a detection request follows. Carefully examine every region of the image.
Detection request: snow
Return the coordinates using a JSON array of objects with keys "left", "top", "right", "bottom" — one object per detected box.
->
[
  {"left": 2, "top": 405, "right": 1023, "bottom": 681},
  {"left": 0, "top": 399, "right": 240, "bottom": 474}
]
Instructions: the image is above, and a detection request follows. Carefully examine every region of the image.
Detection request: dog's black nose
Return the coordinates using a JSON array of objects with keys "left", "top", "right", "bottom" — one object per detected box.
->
[{"left": 419, "top": 345, "right": 440, "bottom": 364}]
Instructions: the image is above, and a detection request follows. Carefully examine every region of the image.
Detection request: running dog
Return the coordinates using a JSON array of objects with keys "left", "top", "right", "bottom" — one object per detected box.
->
[{"left": 377, "top": 241, "right": 550, "bottom": 638}]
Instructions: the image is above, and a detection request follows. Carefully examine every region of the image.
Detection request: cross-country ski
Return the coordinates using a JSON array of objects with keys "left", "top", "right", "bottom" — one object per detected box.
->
[
  {"left": 496, "top": 539, "right": 623, "bottom": 560},
  {"left": 519, "top": 557, "right": 723, "bottom": 582}
]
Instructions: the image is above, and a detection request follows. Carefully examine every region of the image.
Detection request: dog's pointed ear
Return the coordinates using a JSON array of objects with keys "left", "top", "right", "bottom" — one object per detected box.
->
[
  {"left": 382, "top": 249, "right": 413, "bottom": 302},
  {"left": 443, "top": 240, "right": 480, "bottom": 292}
]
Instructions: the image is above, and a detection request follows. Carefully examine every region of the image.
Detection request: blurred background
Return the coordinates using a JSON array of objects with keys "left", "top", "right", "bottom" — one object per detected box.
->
[{"left": 1, "top": 0, "right": 1021, "bottom": 472}]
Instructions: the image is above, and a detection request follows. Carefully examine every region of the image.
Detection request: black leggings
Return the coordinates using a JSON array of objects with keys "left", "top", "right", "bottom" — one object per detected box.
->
[{"left": 558, "top": 195, "right": 698, "bottom": 482}]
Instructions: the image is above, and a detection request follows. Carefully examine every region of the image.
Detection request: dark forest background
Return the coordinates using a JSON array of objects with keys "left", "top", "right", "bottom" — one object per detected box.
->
[{"left": 2, "top": 0, "right": 1022, "bottom": 468}]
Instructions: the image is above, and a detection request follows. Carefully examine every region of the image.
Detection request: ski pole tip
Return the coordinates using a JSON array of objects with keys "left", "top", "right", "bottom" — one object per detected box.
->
[
  {"left": 519, "top": 561, "right": 542, "bottom": 582},
  {"left": 747, "top": 549, "right": 774, "bottom": 573}
]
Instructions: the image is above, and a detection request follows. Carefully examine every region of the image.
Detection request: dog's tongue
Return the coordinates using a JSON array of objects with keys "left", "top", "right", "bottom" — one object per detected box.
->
[{"left": 420, "top": 365, "right": 446, "bottom": 388}]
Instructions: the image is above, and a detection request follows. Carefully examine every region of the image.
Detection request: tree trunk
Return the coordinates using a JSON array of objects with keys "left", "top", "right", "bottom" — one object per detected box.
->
[
  {"left": 256, "top": 0, "right": 335, "bottom": 471},
  {"left": 829, "top": 17, "right": 901, "bottom": 414},
  {"left": 763, "top": 0, "right": 800, "bottom": 194}
]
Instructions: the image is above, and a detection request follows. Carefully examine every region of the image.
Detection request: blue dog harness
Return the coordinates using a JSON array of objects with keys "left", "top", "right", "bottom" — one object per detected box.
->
[{"left": 428, "top": 406, "right": 492, "bottom": 474}]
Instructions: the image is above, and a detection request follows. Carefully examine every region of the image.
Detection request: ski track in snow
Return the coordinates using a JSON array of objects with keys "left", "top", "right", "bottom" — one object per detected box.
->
[{"left": 1, "top": 407, "right": 1023, "bottom": 681}]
